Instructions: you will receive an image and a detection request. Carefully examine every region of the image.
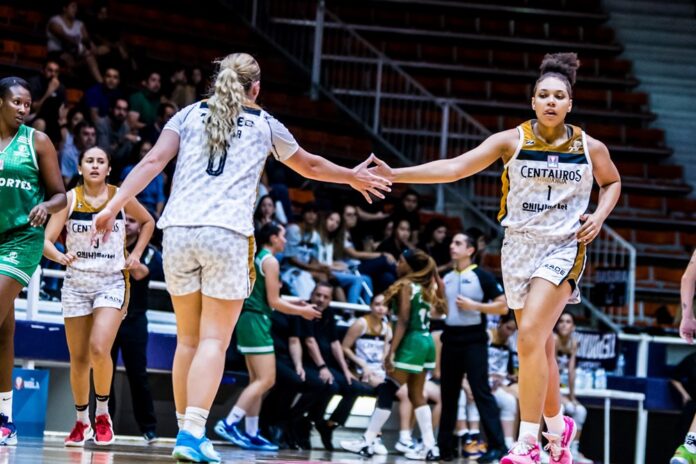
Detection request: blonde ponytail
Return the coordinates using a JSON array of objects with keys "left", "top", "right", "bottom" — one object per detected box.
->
[{"left": 205, "top": 53, "right": 261, "bottom": 157}]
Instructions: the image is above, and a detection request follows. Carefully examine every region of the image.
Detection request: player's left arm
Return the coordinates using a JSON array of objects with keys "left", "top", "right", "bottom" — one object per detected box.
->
[
  {"left": 32, "top": 131, "right": 67, "bottom": 226},
  {"left": 576, "top": 136, "right": 621, "bottom": 244}
]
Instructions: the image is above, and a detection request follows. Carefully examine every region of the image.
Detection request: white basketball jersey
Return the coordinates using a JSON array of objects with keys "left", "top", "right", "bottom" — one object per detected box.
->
[
  {"left": 498, "top": 120, "right": 593, "bottom": 237},
  {"left": 157, "top": 101, "right": 299, "bottom": 236},
  {"left": 66, "top": 185, "right": 127, "bottom": 273}
]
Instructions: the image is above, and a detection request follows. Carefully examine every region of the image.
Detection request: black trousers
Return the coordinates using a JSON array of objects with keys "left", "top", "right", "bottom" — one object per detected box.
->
[
  {"left": 437, "top": 326, "right": 505, "bottom": 453},
  {"left": 260, "top": 355, "right": 331, "bottom": 427},
  {"left": 303, "top": 365, "right": 375, "bottom": 425},
  {"left": 109, "top": 312, "right": 157, "bottom": 434}
]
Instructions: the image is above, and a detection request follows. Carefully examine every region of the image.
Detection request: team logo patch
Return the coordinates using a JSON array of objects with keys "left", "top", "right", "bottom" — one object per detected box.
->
[
  {"left": 525, "top": 139, "right": 535, "bottom": 146},
  {"left": 14, "top": 145, "right": 29, "bottom": 157},
  {"left": 2, "top": 251, "right": 19, "bottom": 265},
  {"left": 547, "top": 155, "right": 559, "bottom": 168},
  {"left": 569, "top": 139, "right": 583, "bottom": 152},
  {"left": 17, "top": 136, "right": 29, "bottom": 145}
]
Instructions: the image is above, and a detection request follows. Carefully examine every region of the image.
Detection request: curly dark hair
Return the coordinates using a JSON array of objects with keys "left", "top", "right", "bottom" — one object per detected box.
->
[{"left": 534, "top": 52, "right": 580, "bottom": 96}]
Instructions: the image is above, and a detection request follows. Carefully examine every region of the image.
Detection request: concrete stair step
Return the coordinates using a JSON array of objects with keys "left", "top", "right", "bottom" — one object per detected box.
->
[
  {"left": 623, "top": 44, "right": 696, "bottom": 62},
  {"left": 603, "top": 0, "right": 695, "bottom": 16},
  {"left": 615, "top": 28, "right": 696, "bottom": 47}
]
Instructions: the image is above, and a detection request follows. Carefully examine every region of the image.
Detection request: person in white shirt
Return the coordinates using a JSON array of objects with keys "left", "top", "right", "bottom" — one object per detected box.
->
[{"left": 92, "top": 52, "right": 390, "bottom": 462}]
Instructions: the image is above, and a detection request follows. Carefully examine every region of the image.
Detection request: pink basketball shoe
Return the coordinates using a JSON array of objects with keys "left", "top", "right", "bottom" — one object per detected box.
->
[
  {"left": 501, "top": 434, "right": 541, "bottom": 464},
  {"left": 542, "top": 416, "right": 577, "bottom": 463}
]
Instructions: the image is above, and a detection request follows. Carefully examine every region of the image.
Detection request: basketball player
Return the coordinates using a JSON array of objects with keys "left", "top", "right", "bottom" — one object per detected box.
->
[
  {"left": 44, "top": 147, "right": 154, "bottom": 446},
  {"left": 215, "top": 223, "right": 321, "bottom": 451},
  {"left": 671, "top": 249, "right": 696, "bottom": 464},
  {"left": 369, "top": 53, "right": 621, "bottom": 463},
  {"left": 91, "top": 53, "right": 390, "bottom": 462},
  {"left": 0, "top": 77, "right": 66, "bottom": 446}
]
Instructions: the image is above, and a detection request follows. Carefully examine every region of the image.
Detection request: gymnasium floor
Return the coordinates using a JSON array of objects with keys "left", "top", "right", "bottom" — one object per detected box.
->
[{"left": 2, "top": 436, "right": 479, "bottom": 463}]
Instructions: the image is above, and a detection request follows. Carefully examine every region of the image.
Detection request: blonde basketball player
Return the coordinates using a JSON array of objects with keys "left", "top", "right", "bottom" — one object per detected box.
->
[
  {"left": 91, "top": 53, "right": 390, "bottom": 462},
  {"left": 44, "top": 147, "right": 154, "bottom": 447},
  {"left": 370, "top": 53, "right": 621, "bottom": 464}
]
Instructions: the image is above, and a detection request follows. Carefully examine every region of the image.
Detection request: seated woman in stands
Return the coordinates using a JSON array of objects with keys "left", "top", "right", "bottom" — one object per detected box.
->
[
  {"left": 214, "top": 224, "right": 320, "bottom": 451},
  {"left": 43, "top": 147, "right": 154, "bottom": 447},
  {"left": 318, "top": 211, "right": 372, "bottom": 304},
  {"left": 555, "top": 312, "right": 592, "bottom": 464}
]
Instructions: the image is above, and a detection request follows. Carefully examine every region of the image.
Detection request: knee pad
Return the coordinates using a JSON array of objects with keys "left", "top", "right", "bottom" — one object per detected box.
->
[
  {"left": 376, "top": 378, "right": 400, "bottom": 410},
  {"left": 495, "top": 389, "right": 517, "bottom": 421}
]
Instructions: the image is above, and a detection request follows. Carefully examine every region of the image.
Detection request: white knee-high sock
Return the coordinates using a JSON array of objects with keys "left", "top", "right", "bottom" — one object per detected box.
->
[
  {"left": 543, "top": 410, "right": 564, "bottom": 436},
  {"left": 245, "top": 416, "right": 259, "bottom": 437},
  {"left": 518, "top": 421, "right": 540, "bottom": 443},
  {"left": 176, "top": 412, "right": 185, "bottom": 430},
  {"left": 414, "top": 405, "right": 435, "bottom": 449},
  {"left": 364, "top": 408, "right": 391, "bottom": 444}
]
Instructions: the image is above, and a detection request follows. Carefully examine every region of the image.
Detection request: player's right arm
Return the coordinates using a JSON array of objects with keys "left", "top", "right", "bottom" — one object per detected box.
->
[
  {"left": 43, "top": 190, "right": 76, "bottom": 266},
  {"left": 370, "top": 130, "right": 518, "bottom": 184},
  {"left": 263, "top": 256, "right": 321, "bottom": 320},
  {"left": 341, "top": 318, "right": 368, "bottom": 371},
  {"left": 92, "top": 130, "right": 179, "bottom": 240}
]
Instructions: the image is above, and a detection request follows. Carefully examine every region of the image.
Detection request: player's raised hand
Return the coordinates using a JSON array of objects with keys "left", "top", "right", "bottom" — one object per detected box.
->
[{"left": 349, "top": 153, "right": 392, "bottom": 204}]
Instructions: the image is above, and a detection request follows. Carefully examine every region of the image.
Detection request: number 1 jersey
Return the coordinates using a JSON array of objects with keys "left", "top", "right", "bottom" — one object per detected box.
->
[{"left": 498, "top": 119, "right": 593, "bottom": 238}]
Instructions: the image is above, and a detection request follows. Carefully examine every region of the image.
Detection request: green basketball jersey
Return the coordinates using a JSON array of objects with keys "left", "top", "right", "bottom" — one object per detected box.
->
[
  {"left": 407, "top": 283, "right": 431, "bottom": 333},
  {"left": 243, "top": 247, "right": 273, "bottom": 315},
  {"left": 0, "top": 125, "right": 43, "bottom": 234}
]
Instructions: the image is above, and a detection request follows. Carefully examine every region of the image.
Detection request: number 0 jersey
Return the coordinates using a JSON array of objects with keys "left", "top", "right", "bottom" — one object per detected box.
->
[
  {"left": 157, "top": 101, "right": 299, "bottom": 236},
  {"left": 498, "top": 120, "right": 593, "bottom": 238}
]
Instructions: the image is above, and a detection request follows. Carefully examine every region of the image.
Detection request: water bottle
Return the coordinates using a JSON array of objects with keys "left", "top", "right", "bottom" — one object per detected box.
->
[
  {"left": 575, "top": 367, "right": 585, "bottom": 390},
  {"left": 560, "top": 368, "right": 569, "bottom": 388},
  {"left": 594, "top": 368, "right": 607, "bottom": 390},
  {"left": 615, "top": 354, "right": 625, "bottom": 377}
]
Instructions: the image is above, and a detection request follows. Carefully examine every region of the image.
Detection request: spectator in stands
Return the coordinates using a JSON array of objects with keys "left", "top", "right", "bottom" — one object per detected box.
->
[
  {"left": 96, "top": 98, "right": 138, "bottom": 178},
  {"left": 418, "top": 218, "right": 452, "bottom": 273},
  {"left": 377, "top": 217, "right": 413, "bottom": 260},
  {"left": 299, "top": 282, "right": 375, "bottom": 450},
  {"left": 340, "top": 204, "right": 397, "bottom": 294},
  {"left": 128, "top": 71, "right": 162, "bottom": 130},
  {"left": 318, "top": 211, "right": 372, "bottom": 304},
  {"left": 85, "top": 67, "right": 124, "bottom": 123},
  {"left": 466, "top": 227, "right": 496, "bottom": 267},
  {"left": 46, "top": 1, "right": 103, "bottom": 83},
  {"left": 341, "top": 250, "right": 445, "bottom": 460},
  {"left": 0, "top": 77, "right": 67, "bottom": 447},
  {"left": 27, "top": 58, "right": 65, "bottom": 142},
  {"left": 85, "top": 5, "right": 133, "bottom": 74},
  {"left": 93, "top": 52, "right": 390, "bottom": 462},
  {"left": 554, "top": 312, "right": 592, "bottom": 463},
  {"left": 392, "top": 189, "right": 421, "bottom": 244},
  {"left": 57, "top": 105, "right": 83, "bottom": 160},
  {"left": 262, "top": 157, "right": 295, "bottom": 223},
  {"left": 368, "top": 53, "right": 622, "bottom": 463},
  {"left": 43, "top": 147, "right": 154, "bottom": 447},
  {"left": 109, "top": 213, "right": 161, "bottom": 444},
  {"left": 253, "top": 195, "right": 284, "bottom": 231},
  {"left": 438, "top": 232, "right": 508, "bottom": 462},
  {"left": 61, "top": 121, "right": 96, "bottom": 186},
  {"left": 140, "top": 102, "right": 177, "bottom": 145},
  {"left": 282, "top": 202, "right": 332, "bottom": 299},
  {"left": 169, "top": 68, "right": 197, "bottom": 109},
  {"left": 119, "top": 141, "right": 165, "bottom": 221},
  {"left": 215, "top": 224, "right": 321, "bottom": 451},
  {"left": 190, "top": 68, "right": 207, "bottom": 102}
]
